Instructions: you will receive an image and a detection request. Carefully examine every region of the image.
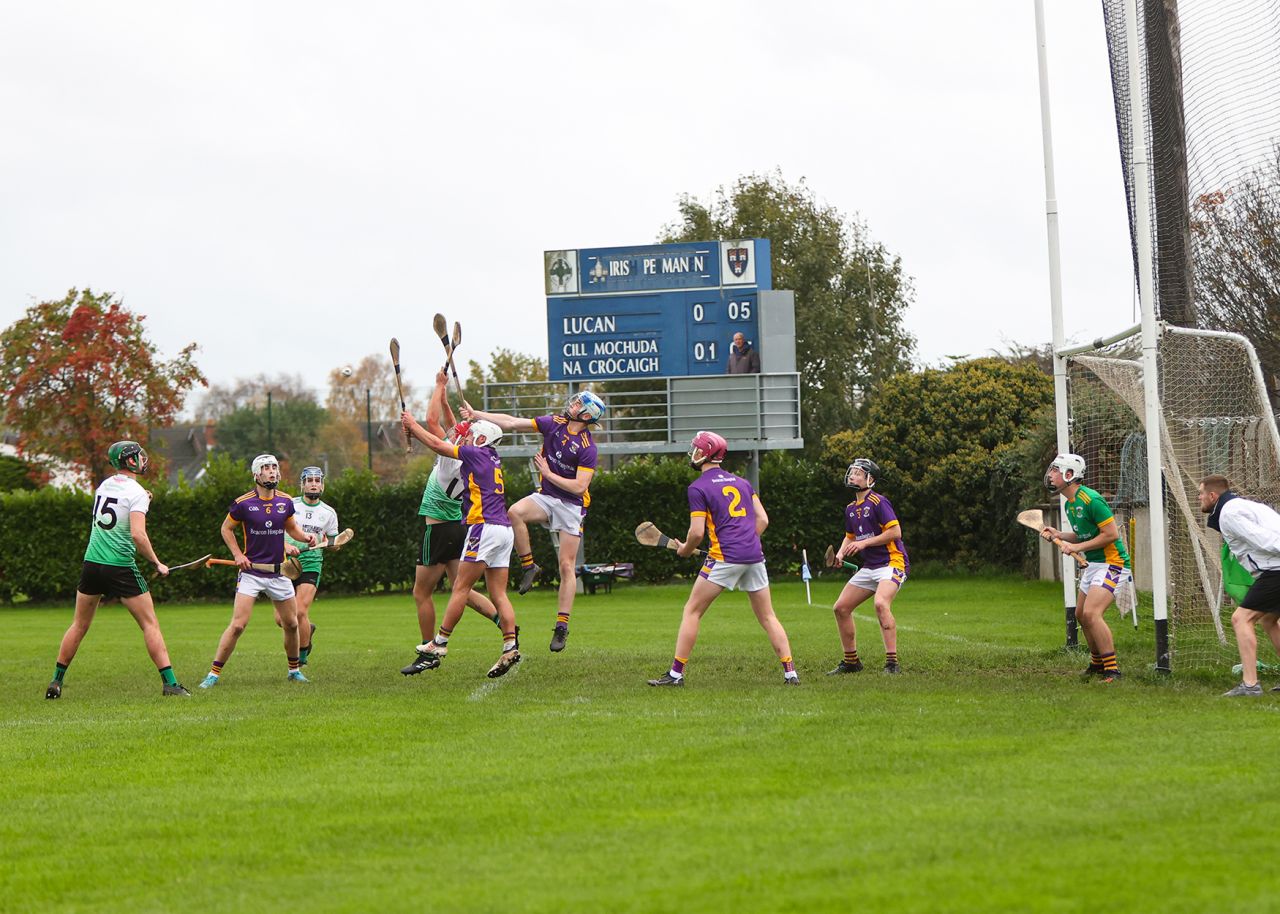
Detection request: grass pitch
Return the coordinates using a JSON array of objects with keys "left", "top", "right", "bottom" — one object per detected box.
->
[{"left": 2, "top": 575, "right": 1278, "bottom": 914}]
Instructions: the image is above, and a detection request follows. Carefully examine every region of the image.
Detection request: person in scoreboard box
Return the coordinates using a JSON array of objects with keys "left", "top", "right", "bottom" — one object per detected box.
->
[
  {"left": 1038, "top": 453, "right": 1131, "bottom": 683},
  {"left": 647, "top": 430, "right": 799, "bottom": 687},
  {"left": 45, "top": 441, "right": 190, "bottom": 700},
  {"left": 401, "top": 369, "right": 505, "bottom": 677},
  {"left": 401, "top": 412, "right": 520, "bottom": 679},
  {"left": 199, "top": 454, "right": 316, "bottom": 688},
  {"left": 826, "top": 458, "right": 910, "bottom": 676},
  {"left": 461, "top": 390, "right": 605, "bottom": 654}
]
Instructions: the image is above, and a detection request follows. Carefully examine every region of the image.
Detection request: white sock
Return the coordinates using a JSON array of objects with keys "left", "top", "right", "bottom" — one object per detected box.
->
[{"left": 668, "top": 670, "right": 683, "bottom": 679}]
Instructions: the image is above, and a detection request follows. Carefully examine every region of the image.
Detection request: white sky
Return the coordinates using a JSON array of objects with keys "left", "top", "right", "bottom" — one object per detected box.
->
[{"left": 0, "top": 1, "right": 1137, "bottom": 405}]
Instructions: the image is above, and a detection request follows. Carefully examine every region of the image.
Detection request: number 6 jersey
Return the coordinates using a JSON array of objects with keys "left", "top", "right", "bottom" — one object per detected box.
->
[
  {"left": 687, "top": 468, "right": 765, "bottom": 564},
  {"left": 84, "top": 474, "right": 151, "bottom": 567}
]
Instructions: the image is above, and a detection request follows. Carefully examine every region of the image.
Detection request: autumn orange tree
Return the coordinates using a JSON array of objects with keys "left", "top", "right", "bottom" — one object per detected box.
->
[{"left": 0, "top": 288, "right": 206, "bottom": 483}]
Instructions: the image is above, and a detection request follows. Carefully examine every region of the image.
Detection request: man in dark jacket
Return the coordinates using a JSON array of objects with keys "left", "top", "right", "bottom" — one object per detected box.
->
[{"left": 727, "top": 333, "right": 761, "bottom": 374}]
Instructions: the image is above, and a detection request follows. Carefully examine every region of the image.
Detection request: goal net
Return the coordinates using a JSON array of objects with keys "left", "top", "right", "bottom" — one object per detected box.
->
[{"left": 1066, "top": 325, "right": 1280, "bottom": 669}]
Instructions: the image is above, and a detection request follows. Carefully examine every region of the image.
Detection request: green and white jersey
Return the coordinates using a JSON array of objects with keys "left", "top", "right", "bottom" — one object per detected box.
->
[
  {"left": 418, "top": 455, "right": 465, "bottom": 523},
  {"left": 1064, "top": 485, "right": 1131, "bottom": 568},
  {"left": 287, "top": 497, "right": 339, "bottom": 572},
  {"left": 83, "top": 474, "right": 150, "bottom": 567}
]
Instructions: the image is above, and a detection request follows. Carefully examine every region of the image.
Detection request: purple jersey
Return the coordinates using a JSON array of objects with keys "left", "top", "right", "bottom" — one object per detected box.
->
[
  {"left": 454, "top": 443, "right": 510, "bottom": 526},
  {"left": 687, "top": 469, "right": 765, "bottom": 564},
  {"left": 226, "top": 490, "right": 296, "bottom": 577},
  {"left": 844, "top": 491, "right": 909, "bottom": 573},
  {"left": 532, "top": 415, "right": 598, "bottom": 508}
]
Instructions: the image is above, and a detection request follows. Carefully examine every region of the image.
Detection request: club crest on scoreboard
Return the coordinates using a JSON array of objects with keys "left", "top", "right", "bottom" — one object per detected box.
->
[
  {"left": 545, "top": 250, "right": 579, "bottom": 295},
  {"left": 720, "top": 240, "right": 756, "bottom": 285}
]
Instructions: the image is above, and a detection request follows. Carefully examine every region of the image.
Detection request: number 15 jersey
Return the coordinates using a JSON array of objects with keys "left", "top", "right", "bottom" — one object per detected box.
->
[
  {"left": 84, "top": 474, "right": 150, "bottom": 567},
  {"left": 687, "top": 469, "right": 765, "bottom": 564}
]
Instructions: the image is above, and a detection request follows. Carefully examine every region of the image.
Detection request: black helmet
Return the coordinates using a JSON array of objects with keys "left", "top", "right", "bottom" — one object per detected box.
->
[{"left": 845, "top": 458, "right": 879, "bottom": 488}]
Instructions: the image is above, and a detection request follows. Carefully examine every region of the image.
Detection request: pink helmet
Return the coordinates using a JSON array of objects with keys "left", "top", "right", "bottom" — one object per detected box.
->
[{"left": 689, "top": 430, "right": 728, "bottom": 467}]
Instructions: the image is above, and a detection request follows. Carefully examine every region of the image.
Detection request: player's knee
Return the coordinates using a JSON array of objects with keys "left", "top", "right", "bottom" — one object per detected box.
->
[
  {"left": 874, "top": 600, "right": 894, "bottom": 618},
  {"left": 833, "top": 603, "right": 852, "bottom": 618},
  {"left": 230, "top": 623, "right": 247, "bottom": 637},
  {"left": 1231, "top": 606, "right": 1254, "bottom": 626},
  {"left": 282, "top": 619, "right": 299, "bottom": 635}
]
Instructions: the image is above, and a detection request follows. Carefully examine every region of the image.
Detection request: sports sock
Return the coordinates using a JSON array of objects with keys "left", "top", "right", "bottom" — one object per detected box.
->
[
  {"left": 435, "top": 626, "right": 452, "bottom": 647},
  {"left": 1100, "top": 652, "right": 1119, "bottom": 672},
  {"left": 670, "top": 656, "right": 687, "bottom": 678},
  {"left": 844, "top": 650, "right": 860, "bottom": 665},
  {"left": 519, "top": 553, "right": 535, "bottom": 569},
  {"left": 209, "top": 659, "right": 225, "bottom": 678},
  {"left": 299, "top": 645, "right": 311, "bottom": 664},
  {"left": 53, "top": 661, "right": 68, "bottom": 683},
  {"left": 288, "top": 656, "right": 300, "bottom": 672},
  {"left": 158, "top": 666, "right": 178, "bottom": 686},
  {"left": 1089, "top": 652, "right": 1103, "bottom": 669},
  {"left": 885, "top": 651, "right": 898, "bottom": 665},
  {"left": 556, "top": 612, "right": 570, "bottom": 627},
  {"left": 490, "top": 611, "right": 501, "bottom": 626},
  {"left": 503, "top": 630, "right": 518, "bottom": 652},
  {"left": 781, "top": 656, "right": 796, "bottom": 675}
]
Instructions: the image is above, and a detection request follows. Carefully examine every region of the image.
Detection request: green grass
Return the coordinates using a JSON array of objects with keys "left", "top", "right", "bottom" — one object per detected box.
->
[{"left": 2, "top": 576, "right": 1278, "bottom": 913}]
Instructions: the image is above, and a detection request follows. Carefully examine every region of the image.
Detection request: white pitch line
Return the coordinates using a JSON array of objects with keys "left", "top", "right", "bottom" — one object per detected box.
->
[
  {"left": 467, "top": 662, "right": 522, "bottom": 701},
  {"left": 852, "top": 612, "right": 1034, "bottom": 654}
]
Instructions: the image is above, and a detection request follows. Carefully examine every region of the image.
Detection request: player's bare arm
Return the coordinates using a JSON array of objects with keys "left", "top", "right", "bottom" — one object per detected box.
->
[
  {"left": 1059, "top": 520, "right": 1119, "bottom": 556},
  {"left": 424, "top": 370, "right": 449, "bottom": 438},
  {"left": 532, "top": 453, "right": 592, "bottom": 496},
  {"left": 459, "top": 400, "right": 525, "bottom": 431},
  {"left": 753, "top": 495, "right": 769, "bottom": 536},
  {"left": 221, "top": 515, "right": 250, "bottom": 569},
  {"left": 677, "top": 515, "right": 708, "bottom": 558},
  {"left": 129, "top": 511, "right": 168, "bottom": 575},
  {"left": 402, "top": 410, "right": 455, "bottom": 458}
]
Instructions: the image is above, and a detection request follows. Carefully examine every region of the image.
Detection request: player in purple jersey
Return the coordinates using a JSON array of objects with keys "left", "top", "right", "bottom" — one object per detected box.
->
[
  {"left": 199, "top": 455, "right": 316, "bottom": 689},
  {"left": 402, "top": 412, "right": 520, "bottom": 678},
  {"left": 462, "top": 390, "right": 605, "bottom": 653},
  {"left": 827, "top": 458, "right": 909, "bottom": 676},
  {"left": 648, "top": 431, "right": 799, "bottom": 687}
]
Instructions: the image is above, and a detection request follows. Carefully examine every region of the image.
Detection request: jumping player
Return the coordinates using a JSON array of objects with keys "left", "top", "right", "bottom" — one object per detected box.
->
[
  {"left": 401, "top": 412, "right": 520, "bottom": 678},
  {"left": 401, "top": 369, "right": 502, "bottom": 677},
  {"left": 1039, "top": 453, "right": 1132, "bottom": 682},
  {"left": 277, "top": 465, "right": 341, "bottom": 666},
  {"left": 45, "top": 441, "right": 190, "bottom": 699},
  {"left": 199, "top": 454, "right": 316, "bottom": 688},
  {"left": 827, "top": 458, "right": 909, "bottom": 676},
  {"left": 461, "top": 390, "right": 605, "bottom": 652},
  {"left": 647, "top": 431, "right": 799, "bottom": 687}
]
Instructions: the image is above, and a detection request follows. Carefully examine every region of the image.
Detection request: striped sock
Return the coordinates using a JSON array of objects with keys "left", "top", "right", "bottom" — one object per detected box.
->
[
  {"left": 1090, "top": 652, "right": 1103, "bottom": 670},
  {"left": 556, "top": 612, "right": 570, "bottom": 627},
  {"left": 158, "top": 666, "right": 178, "bottom": 686},
  {"left": 886, "top": 651, "right": 898, "bottom": 665},
  {"left": 288, "top": 657, "right": 300, "bottom": 672},
  {"left": 1100, "top": 652, "right": 1119, "bottom": 672},
  {"left": 519, "top": 553, "right": 534, "bottom": 569},
  {"left": 53, "top": 661, "right": 68, "bottom": 683},
  {"left": 670, "top": 656, "right": 687, "bottom": 677},
  {"left": 503, "top": 630, "right": 518, "bottom": 651},
  {"left": 209, "top": 659, "right": 225, "bottom": 677},
  {"left": 844, "top": 650, "right": 860, "bottom": 665},
  {"left": 781, "top": 656, "right": 796, "bottom": 675},
  {"left": 435, "top": 626, "right": 453, "bottom": 646}
]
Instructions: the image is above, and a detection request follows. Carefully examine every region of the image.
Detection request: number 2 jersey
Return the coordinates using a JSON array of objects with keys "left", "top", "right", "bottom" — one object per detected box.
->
[
  {"left": 844, "top": 491, "right": 909, "bottom": 573},
  {"left": 687, "top": 468, "right": 765, "bottom": 564},
  {"left": 84, "top": 474, "right": 151, "bottom": 567}
]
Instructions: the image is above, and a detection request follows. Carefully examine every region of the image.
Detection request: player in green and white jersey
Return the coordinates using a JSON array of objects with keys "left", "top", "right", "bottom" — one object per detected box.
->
[
  {"left": 401, "top": 369, "right": 502, "bottom": 675},
  {"left": 45, "top": 441, "right": 190, "bottom": 699},
  {"left": 278, "top": 466, "right": 340, "bottom": 665},
  {"left": 1040, "top": 453, "right": 1133, "bottom": 682}
]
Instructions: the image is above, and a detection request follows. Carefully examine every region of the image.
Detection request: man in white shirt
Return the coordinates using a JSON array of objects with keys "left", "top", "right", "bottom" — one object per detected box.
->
[{"left": 1198, "top": 474, "right": 1280, "bottom": 696}]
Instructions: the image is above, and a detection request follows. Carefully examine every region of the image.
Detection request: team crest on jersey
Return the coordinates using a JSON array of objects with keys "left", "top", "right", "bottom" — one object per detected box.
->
[
  {"left": 277, "top": 504, "right": 288, "bottom": 513},
  {"left": 727, "top": 246, "right": 749, "bottom": 277}
]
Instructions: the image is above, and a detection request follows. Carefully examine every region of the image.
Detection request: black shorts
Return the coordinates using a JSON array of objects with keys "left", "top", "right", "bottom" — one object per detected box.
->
[
  {"left": 78, "top": 561, "right": 148, "bottom": 599},
  {"left": 1242, "top": 570, "right": 1280, "bottom": 614},
  {"left": 294, "top": 570, "right": 321, "bottom": 589},
  {"left": 419, "top": 520, "right": 467, "bottom": 567}
]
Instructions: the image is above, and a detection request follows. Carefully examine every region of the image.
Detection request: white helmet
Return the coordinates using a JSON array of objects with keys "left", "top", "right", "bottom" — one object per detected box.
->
[
  {"left": 1045, "top": 453, "right": 1085, "bottom": 491},
  {"left": 252, "top": 454, "right": 280, "bottom": 489},
  {"left": 469, "top": 420, "right": 504, "bottom": 448}
]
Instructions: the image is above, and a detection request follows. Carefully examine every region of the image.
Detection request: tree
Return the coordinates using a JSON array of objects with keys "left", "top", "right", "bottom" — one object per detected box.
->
[
  {"left": 821, "top": 357, "right": 1054, "bottom": 568},
  {"left": 325, "top": 354, "right": 421, "bottom": 422},
  {"left": 214, "top": 399, "right": 328, "bottom": 478},
  {"left": 0, "top": 288, "right": 206, "bottom": 483},
  {"left": 462, "top": 348, "right": 556, "bottom": 412},
  {"left": 1192, "top": 147, "right": 1280, "bottom": 407},
  {"left": 662, "top": 171, "right": 916, "bottom": 448},
  {"left": 195, "top": 373, "right": 314, "bottom": 421}
]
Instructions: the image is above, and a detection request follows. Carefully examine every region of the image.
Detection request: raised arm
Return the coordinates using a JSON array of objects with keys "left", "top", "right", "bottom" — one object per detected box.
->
[
  {"left": 403, "top": 410, "right": 460, "bottom": 459},
  {"left": 460, "top": 400, "right": 530, "bottom": 433},
  {"left": 424, "top": 369, "right": 449, "bottom": 438}
]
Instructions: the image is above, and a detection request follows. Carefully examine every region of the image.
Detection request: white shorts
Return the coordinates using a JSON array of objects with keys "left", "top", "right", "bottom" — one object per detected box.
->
[
  {"left": 698, "top": 558, "right": 770, "bottom": 593},
  {"left": 847, "top": 565, "right": 908, "bottom": 592},
  {"left": 528, "top": 492, "right": 586, "bottom": 537},
  {"left": 1078, "top": 562, "right": 1133, "bottom": 599},
  {"left": 236, "top": 572, "right": 296, "bottom": 602},
  {"left": 463, "top": 523, "right": 514, "bottom": 568}
]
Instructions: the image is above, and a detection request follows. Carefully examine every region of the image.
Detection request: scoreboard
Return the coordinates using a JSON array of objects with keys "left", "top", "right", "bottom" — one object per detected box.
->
[{"left": 544, "top": 239, "right": 772, "bottom": 381}]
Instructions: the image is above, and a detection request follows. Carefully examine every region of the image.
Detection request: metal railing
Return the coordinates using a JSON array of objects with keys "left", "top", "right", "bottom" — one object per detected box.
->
[{"left": 481, "top": 373, "right": 803, "bottom": 457}]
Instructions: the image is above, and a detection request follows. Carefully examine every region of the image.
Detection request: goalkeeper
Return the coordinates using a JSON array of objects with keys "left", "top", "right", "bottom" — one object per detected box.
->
[{"left": 1198, "top": 475, "right": 1280, "bottom": 697}]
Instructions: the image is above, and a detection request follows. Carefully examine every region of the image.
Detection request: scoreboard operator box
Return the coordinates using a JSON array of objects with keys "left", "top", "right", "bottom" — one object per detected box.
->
[{"left": 544, "top": 239, "right": 793, "bottom": 382}]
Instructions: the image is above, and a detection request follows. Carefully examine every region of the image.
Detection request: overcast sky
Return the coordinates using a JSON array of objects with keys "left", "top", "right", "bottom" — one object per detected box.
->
[{"left": 0, "top": 1, "right": 1136, "bottom": 408}]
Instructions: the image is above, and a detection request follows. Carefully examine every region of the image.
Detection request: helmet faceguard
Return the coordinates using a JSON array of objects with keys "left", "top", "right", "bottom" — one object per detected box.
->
[
  {"left": 565, "top": 391, "right": 606, "bottom": 425},
  {"left": 689, "top": 430, "right": 728, "bottom": 468},
  {"left": 299, "top": 466, "right": 325, "bottom": 499},
  {"left": 845, "top": 458, "right": 880, "bottom": 491},
  {"left": 108, "top": 440, "right": 149, "bottom": 474},
  {"left": 1045, "top": 453, "right": 1086, "bottom": 492},
  {"left": 252, "top": 453, "right": 280, "bottom": 490}
]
